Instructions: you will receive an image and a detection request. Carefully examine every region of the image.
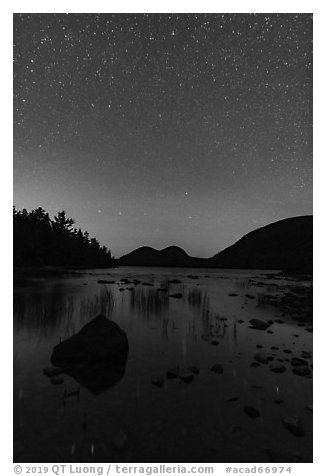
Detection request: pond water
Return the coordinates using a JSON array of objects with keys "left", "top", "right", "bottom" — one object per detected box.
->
[{"left": 13, "top": 267, "right": 313, "bottom": 463}]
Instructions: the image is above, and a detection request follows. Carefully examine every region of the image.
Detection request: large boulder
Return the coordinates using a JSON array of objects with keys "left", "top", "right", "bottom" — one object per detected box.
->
[{"left": 51, "top": 314, "right": 129, "bottom": 366}]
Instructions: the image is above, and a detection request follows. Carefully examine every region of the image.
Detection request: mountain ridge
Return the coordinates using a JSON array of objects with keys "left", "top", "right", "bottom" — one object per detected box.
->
[{"left": 117, "top": 215, "right": 313, "bottom": 273}]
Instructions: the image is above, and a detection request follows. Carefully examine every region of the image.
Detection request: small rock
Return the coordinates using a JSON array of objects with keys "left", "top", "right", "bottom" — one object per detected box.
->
[
  {"left": 274, "top": 399, "right": 284, "bottom": 404},
  {"left": 254, "top": 352, "right": 272, "bottom": 364},
  {"left": 210, "top": 340, "right": 219, "bottom": 346},
  {"left": 245, "top": 294, "right": 255, "bottom": 299},
  {"left": 251, "top": 362, "right": 260, "bottom": 367},
  {"left": 249, "top": 319, "right": 270, "bottom": 330},
  {"left": 228, "top": 293, "right": 238, "bottom": 297},
  {"left": 271, "top": 346, "right": 279, "bottom": 350},
  {"left": 270, "top": 363, "right": 286, "bottom": 373},
  {"left": 211, "top": 364, "right": 224, "bottom": 374},
  {"left": 166, "top": 366, "right": 180, "bottom": 379},
  {"left": 282, "top": 416, "right": 305, "bottom": 436},
  {"left": 301, "top": 351, "right": 312, "bottom": 359},
  {"left": 238, "top": 319, "right": 244, "bottom": 323},
  {"left": 274, "top": 319, "right": 284, "bottom": 324},
  {"left": 226, "top": 396, "right": 240, "bottom": 402},
  {"left": 180, "top": 372, "right": 194, "bottom": 383},
  {"left": 244, "top": 405, "right": 260, "bottom": 419},
  {"left": 283, "top": 349, "right": 292, "bottom": 354}
]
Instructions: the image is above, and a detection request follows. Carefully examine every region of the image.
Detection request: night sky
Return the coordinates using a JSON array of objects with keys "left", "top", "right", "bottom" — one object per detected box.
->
[{"left": 13, "top": 13, "right": 312, "bottom": 258}]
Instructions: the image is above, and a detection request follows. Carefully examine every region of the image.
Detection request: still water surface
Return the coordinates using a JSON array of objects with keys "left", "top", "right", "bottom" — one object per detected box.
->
[{"left": 14, "top": 267, "right": 312, "bottom": 463}]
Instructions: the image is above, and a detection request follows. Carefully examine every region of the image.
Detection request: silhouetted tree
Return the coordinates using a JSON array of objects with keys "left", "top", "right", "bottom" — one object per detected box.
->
[{"left": 13, "top": 206, "right": 114, "bottom": 268}]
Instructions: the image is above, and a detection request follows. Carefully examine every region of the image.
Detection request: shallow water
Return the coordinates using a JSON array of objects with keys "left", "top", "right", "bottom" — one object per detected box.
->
[{"left": 14, "top": 267, "right": 313, "bottom": 463}]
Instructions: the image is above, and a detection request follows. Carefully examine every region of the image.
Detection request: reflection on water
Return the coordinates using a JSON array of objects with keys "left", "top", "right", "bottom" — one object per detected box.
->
[
  {"left": 130, "top": 287, "right": 169, "bottom": 318},
  {"left": 14, "top": 267, "right": 313, "bottom": 463},
  {"left": 14, "top": 284, "right": 115, "bottom": 338}
]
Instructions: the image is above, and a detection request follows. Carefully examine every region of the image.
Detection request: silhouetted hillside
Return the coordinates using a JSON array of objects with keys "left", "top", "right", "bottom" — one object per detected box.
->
[
  {"left": 210, "top": 215, "right": 312, "bottom": 273},
  {"left": 118, "top": 216, "right": 312, "bottom": 273},
  {"left": 118, "top": 245, "right": 207, "bottom": 267}
]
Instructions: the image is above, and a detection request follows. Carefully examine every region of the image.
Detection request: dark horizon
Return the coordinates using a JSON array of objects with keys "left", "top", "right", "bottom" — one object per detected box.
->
[{"left": 14, "top": 13, "right": 312, "bottom": 258}]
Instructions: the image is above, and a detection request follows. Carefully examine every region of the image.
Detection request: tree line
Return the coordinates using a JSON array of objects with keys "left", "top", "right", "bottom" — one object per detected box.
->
[{"left": 13, "top": 206, "right": 114, "bottom": 268}]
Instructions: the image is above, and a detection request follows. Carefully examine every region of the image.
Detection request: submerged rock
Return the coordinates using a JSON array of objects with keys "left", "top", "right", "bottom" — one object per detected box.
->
[
  {"left": 292, "top": 366, "right": 310, "bottom": 376},
  {"left": 282, "top": 416, "right": 305, "bottom": 436},
  {"left": 249, "top": 319, "right": 270, "bottom": 330},
  {"left": 254, "top": 352, "right": 272, "bottom": 364},
  {"left": 244, "top": 405, "right": 260, "bottom": 419},
  {"left": 51, "top": 315, "right": 128, "bottom": 366},
  {"left": 169, "top": 293, "right": 183, "bottom": 298},
  {"left": 211, "top": 364, "right": 224, "bottom": 374},
  {"left": 291, "top": 357, "right": 308, "bottom": 367},
  {"left": 180, "top": 372, "right": 194, "bottom": 383}
]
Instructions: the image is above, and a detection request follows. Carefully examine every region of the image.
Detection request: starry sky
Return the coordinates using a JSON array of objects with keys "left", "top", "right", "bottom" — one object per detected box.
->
[{"left": 13, "top": 13, "right": 312, "bottom": 258}]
